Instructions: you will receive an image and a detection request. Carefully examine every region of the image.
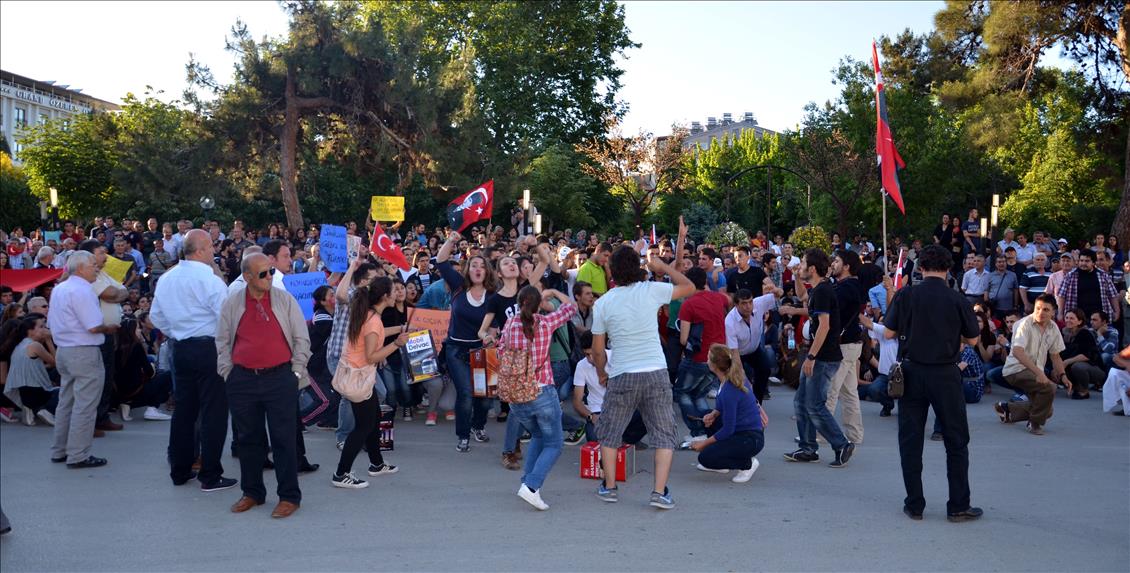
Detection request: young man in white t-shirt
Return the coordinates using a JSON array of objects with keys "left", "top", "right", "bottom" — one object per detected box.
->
[{"left": 572, "top": 335, "right": 646, "bottom": 446}]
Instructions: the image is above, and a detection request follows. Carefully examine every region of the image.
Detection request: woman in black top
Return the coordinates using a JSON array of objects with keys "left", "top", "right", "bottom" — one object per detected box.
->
[
  {"left": 113, "top": 318, "right": 170, "bottom": 421},
  {"left": 1060, "top": 308, "right": 1104, "bottom": 399},
  {"left": 380, "top": 280, "right": 411, "bottom": 420}
]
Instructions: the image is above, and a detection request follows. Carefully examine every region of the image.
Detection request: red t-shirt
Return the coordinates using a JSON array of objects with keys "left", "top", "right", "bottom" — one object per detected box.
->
[
  {"left": 678, "top": 290, "right": 730, "bottom": 363},
  {"left": 232, "top": 289, "right": 292, "bottom": 369}
]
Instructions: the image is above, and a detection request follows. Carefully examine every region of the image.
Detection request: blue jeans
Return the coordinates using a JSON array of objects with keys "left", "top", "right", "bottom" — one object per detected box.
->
[
  {"left": 674, "top": 358, "right": 715, "bottom": 437},
  {"left": 859, "top": 374, "right": 895, "bottom": 409},
  {"left": 446, "top": 342, "right": 490, "bottom": 440},
  {"left": 794, "top": 359, "right": 849, "bottom": 452},
  {"left": 380, "top": 366, "right": 410, "bottom": 409},
  {"left": 508, "top": 386, "right": 564, "bottom": 491},
  {"left": 550, "top": 360, "right": 584, "bottom": 431}
]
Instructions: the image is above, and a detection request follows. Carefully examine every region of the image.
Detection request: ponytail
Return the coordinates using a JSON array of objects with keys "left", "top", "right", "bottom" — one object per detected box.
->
[
  {"left": 518, "top": 285, "right": 541, "bottom": 341},
  {"left": 347, "top": 277, "right": 394, "bottom": 343},
  {"left": 708, "top": 344, "right": 748, "bottom": 393}
]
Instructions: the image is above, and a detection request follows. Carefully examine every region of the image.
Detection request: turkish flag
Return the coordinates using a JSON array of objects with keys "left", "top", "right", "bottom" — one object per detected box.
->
[
  {"left": 446, "top": 180, "right": 493, "bottom": 232},
  {"left": 370, "top": 224, "right": 411, "bottom": 271},
  {"left": 873, "top": 41, "right": 906, "bottom": 214}
]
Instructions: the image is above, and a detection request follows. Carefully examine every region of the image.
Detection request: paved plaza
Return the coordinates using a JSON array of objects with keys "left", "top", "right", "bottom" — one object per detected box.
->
[{"left": 1, "top": 387, "right": 1127, "bottom": 572}]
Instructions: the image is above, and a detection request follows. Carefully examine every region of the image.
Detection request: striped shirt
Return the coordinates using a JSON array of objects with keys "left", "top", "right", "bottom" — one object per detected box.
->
[{"left": 1021, "top": 269, "right": 1051, "bottom": 295}]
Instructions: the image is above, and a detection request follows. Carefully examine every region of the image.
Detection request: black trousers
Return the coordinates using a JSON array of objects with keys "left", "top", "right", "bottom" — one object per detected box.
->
[
  {"left": 741, "top": 349, "right": 772, "bottom": 404},
  {"left": 96, "top": 334, "right": 116, "bottom": 423},
  {"left": 336, "top": 391, "right": 385, "bottom": 476},
  {"left": 169, "top": 338, "right": 228, "bottom": 485},
  {"left": 898, "top": 361, "right": 971, "bottom": 515},
  {"left": 227, "top": 366, "right": 301, "bottom": 504},
  {"left": 698, "top": 429, "right": 765, "bottom": 470},
  {"left": 122, "top": 370, "right": 172, "bottom": 408},
  {"left": 18, "top": 387, "right": 58, "bottom": 414}
]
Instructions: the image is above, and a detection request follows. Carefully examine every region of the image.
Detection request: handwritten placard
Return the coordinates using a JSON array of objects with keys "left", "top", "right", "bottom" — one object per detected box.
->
[
  {"left": 282, "top": 272, "right": 327, "bottom": 320},
  {"left": 102, "top": 255, "right": 133, "bottom": 284},
  {"left": 406, "top": 308, "right": 450, "bottom": 355},
  {"left": 347, "top": 235, "right": 362, "bottom": 265},
  {"left": 370, "top": 196, "right": 405, "bottom": 221},
  {"left": 319, "top": 224, "right": 348, "bottom": 273}
]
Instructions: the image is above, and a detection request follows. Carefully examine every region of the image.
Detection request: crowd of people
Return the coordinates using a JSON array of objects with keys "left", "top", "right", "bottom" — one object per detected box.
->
[{"left": 0, "top": 207, "right": 1127, "bottom": 526}]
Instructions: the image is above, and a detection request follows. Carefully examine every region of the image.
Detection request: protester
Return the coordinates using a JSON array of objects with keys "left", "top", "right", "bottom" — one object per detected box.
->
[
  {"left": 1058, "top": 308, "right": 1105, "bottom": 400},
  {"left": 690, "top": 344, "right": 766, "bottom": 484},
  {"left": 674, "top": 266, "right": 730, "bottom": 447},
  {"left": 78, "top": 240, "right": 129, "bottom": 433},
  {"left": 112, "top": 317, "right": 171, "bottom": 422},
  {"left": 724, "top": 283, "right": 782, "bottom": 404},
  {"left": 1102, "top": 350, "right": 1130, "bottom": 415},
  {"left": 0, "top": 313, "right": 56, "bottom": 426},
  {"left": 1056, "top": 249, "right": 1119, "bottom": 324},
  {"left": 827, "top": 250, "right": 866, "bottom": 445},
  {"left": 995, "top": 294, "right": 1069, "bottom": 435}
]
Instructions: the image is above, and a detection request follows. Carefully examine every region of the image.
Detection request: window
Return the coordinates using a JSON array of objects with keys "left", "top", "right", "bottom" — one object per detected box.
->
[
  {"left": 38, "top": 113, "right": 48, "bottom": 126},
  {"left": 61, "top": 119, "right": 70, "bottom": 131},
  {"left": 13, "top": 142, "right": 23, "bottom": 161},
  {"left": 14, "top": 107, "right": 26, "bottom": 127}
]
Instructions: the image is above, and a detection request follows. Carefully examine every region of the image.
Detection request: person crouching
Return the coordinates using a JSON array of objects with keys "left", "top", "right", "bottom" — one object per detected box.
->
[{"left": 689, "top": 344, "right": 767, "bottom": 483}]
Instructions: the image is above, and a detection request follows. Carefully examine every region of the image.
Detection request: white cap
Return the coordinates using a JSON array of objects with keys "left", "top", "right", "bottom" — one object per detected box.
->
[
  {"left": 557, "top": 247, "right": 571, "bottom": 261},
  {"left": 1057, "top": 238, "right": 1068, "bottom": 244},
  {"left": 713, "top": 257, "right": 723, "bottom": 267}
]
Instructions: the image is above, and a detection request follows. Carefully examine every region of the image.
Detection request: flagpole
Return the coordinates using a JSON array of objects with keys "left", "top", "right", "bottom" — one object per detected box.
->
[{"left": 881, "top": 189, "right": 888, "bottom": 270}]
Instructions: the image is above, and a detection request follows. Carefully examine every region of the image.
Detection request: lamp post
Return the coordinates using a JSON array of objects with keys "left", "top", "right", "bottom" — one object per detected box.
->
[
  {"left": 980, "top": 217, "right": 989, "bottom": 256},
  {"left": 521, "top": 189, "right": 532, "bottom": 236},
  {"left": 49, "top": 187, "right": 59, "bottom": 228},
  {"left": 534, "top": 213, "right": 542, "bottom": 234},
  {"left": 199, "top": 195, "right": 215, "bottom": 224}
]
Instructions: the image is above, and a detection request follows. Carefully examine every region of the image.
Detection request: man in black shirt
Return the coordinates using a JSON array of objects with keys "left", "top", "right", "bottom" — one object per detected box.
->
[
  {"left": 725, "top": 245, "right": 767, "bottom": 297},
  {"left": 884, "top": 244, "right": 982, "bottom": 522},
  {"left": 784, "top": 248, "right": 855, "bottom": 468},
  {"left": 827, "top": 250, "right": 866, "bottom": 444}
]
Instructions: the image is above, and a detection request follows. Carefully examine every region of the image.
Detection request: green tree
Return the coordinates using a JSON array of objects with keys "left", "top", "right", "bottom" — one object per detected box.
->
[
  {"left": 19, "top": 112, "right": 117, "bottom": 220},
  {"left": 0, "top": 153, "right": 40, "bottom": 230},
  {"left": 521, "top": 144, "right": 605, "bottom": 232}
]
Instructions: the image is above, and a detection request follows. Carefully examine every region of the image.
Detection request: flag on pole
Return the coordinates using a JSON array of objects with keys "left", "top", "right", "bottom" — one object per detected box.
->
[
  {"left": 893, "top": 248, "right": 908, "bottom": 289},
  {"left": 370, "top": 223, "right": 411, "bottom": 271},
  {"left": 873, "top": 41, "right": 906, "bottom": 214},
  {"left": 446, "top": 180, "right": 494, "bottom": 232},
  {"left": 650, "top": 224, "right": 658, "bottom": 245}
]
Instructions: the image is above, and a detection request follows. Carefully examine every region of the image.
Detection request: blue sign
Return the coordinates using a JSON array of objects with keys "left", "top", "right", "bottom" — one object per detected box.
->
[
  {"left": 319, "top": 224, "right": 348, "bottom": 273},
  {"left": 283, "top": 272, "right": 327, "bottom": 320}
]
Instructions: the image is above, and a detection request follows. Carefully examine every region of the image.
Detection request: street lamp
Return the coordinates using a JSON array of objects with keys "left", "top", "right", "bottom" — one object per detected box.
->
[
  {"left": 199, "top": 195, "right": 215, "bottom": 223},
  {"left": 534, "top": 213, "right": 542, "bottom": 234},
  {"left": 49, "top": 187, "right": 59, "bottom": 228}
]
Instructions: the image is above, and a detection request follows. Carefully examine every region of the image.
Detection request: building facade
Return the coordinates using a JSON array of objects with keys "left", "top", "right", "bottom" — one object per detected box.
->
[
  {"left": 1, "top": 69, "right": 119, "bottom": 164},
  {"left": 684, "top": 111, "right": 775, "bottom": 150}
]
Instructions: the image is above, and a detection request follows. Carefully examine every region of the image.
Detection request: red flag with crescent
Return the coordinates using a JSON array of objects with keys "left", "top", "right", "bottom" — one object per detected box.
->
[
  {"left": 446, "top": 180, "right": 494, "bottom": 232},
  {"left": 873, "top": 41, "right": 906, "bottom": 214},
  {"left": 893, "top": 248, "right": 908, "bottom": 290},
  {"left": 370, "top": 223, "right": 411, "bottom": 271}
]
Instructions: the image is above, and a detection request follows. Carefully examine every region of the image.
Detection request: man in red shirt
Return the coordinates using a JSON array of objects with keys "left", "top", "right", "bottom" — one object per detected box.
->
[
  {"left": 674, "top": 266, "right": 731, "bottom": 447},
  {"left": 216, "top": 253, "right": 311, "bottom": 519}
]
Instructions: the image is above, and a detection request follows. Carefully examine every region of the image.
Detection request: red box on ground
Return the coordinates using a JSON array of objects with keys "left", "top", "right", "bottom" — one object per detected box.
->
[{"left": 579, "top": 441, "right": 636, "bottom": 482}]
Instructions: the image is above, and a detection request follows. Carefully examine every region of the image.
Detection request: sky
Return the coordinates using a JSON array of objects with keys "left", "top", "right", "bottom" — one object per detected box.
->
[{"left": 2, "top": 1, "right": 948, "bottom": 135}]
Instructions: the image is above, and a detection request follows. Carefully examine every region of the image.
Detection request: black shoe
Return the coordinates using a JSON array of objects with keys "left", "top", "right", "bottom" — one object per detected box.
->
[
  {"left": 201, "top": 477, "right": 238, "bottom": 492},
  {"left": 903, "top": 506, "right": 923, "bottom": 521},
  {"left": 783, "top": 449, "right": 819, "bottom": 463},
  {"left": 829, "top": 442, "right": 855, "bottom": 468},
  {"left": 930, "top": 432, "right": 944, "bottom": 441},
  {"left": 947, "top": 507, "right": 984, "bottom": 522},
  {"left": 879, "top": 406, "right": 892, "bottom": 417},
  {"left": 298, "top": 462, "right": 320, "bottom": 474},
  {"left": 51, "top": 456, "right": 66, "bottom": 463},
  {"left": 172, "top": 471, "right": 198, "bottom": 486},
  {"left": 67, "top": 456, "right": 108, "bottom": 469},
  {"left": 263, "top": 458, "right": 275, "bottom": 470}
]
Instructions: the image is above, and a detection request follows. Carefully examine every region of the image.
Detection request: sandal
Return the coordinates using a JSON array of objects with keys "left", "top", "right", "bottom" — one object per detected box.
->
[{"left": 993, "top": 402, "right": 1011, "bottom": 424}]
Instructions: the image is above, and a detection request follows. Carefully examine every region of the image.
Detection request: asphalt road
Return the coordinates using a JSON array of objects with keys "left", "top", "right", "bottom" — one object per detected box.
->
[{"left": 1, "top": 387, "right": 1127, "bottom": 572}]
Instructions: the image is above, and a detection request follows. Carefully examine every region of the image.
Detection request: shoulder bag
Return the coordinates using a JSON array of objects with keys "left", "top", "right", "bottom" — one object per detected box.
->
[{"left": 497, "top": 319, "right": 546, "bottom": 404}]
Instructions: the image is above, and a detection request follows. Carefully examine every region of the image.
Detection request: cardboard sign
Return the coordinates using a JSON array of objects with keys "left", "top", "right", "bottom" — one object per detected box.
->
[
  {"left": 44, "top": 231, "right": 61, "bottom": 243},
  {"left": 580, "top": 441, "right": 636, "bottom": 482},
  {"left": 319, "top": 224, "right": 349, "bottom": 273},
  {"left": 102, "top": 255, "right": 133, "bottom": 284},
  {"left": 370, "top": 196, "right": 405, "bottom": 221},
  {"left": 470, "top": 348, "right": 498, "bottom": 398},
  {"left": 406, "top": 309, "right": 450, "bottom": 355},
  {"left": 402, "top": 330, "right": 440, "bottom": 384},
  {"left": 282, "top": 272, "right": 327, "bottom": 320},
  {"left": 347, "top": 235, "right": 362, "bottom": 265}
]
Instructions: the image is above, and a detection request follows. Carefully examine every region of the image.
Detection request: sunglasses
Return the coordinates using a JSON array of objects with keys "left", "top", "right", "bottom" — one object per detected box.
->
[{"left": 256, "top": 268, "right": 277, "bottom": 279}]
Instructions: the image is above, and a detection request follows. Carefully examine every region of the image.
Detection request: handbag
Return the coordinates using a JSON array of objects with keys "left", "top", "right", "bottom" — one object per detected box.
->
[
  {"left": 331, "top": 361, "right": 378, "bottom": 403},
  {"left": 887, "top": 361, "right": 905, "bottom": 399}
]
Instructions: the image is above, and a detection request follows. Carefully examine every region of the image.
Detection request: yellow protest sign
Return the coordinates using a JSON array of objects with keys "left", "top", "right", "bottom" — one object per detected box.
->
[
  {"left": 102, "top": 255, "right": 133, "bottom": 284},
  {"left": 370, "top": 196, "right": 405, "bottom": 221}
]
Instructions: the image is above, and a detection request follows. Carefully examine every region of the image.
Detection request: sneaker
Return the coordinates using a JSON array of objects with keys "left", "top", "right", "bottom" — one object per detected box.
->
[
  {"left": 517, "top": 484, "right": 549, "bottom": 510},
  {"left": 596, "top": 483, "right": 619, "bottom": 503},
  {"left": 879, "top": 406, "right": 893, "bottom": 417},
  {"left": 22, "top": 408, "right": 35, "bottom": 426},
  {"left": 519, "top": 431, "right": 532, "bottom": 444},
  {"left": 445, "top": 411, "right": 455, "bottom": 421},
  {"left": 930, "top": 432, "right": 943, "bottom": 441},
  {"left": 768, "top": 376, "right": 782, "bottom": 385},
  {"left": 0, "top": 407, "right": 14, "bottom": 423},
  {"left": 946, "top": 507, "right": 984, "bottom": 522},
  {"left": 402, "top": 408, "right": 412, "bottom": 422},
  {"left": 993, "top": 401, "right": 1012, "bottom": 423},
  {"left": 367, "top": 463, "right": 399, "bottom": 476},
  {"left": 456, "top": 439, "right": 470, "bottom": 453},
  {"left": 336, "top": 441, "right": 344, "bottom": 451},
  {"left": 679, "top": 435, "right": 707, "bottom": 450},
  {"left": 425, "top": 412, "right": 437, "bottom": 426},
  {"left": 649, "top": 488, "right": 675, "bottom": 510},
  {"left": 564, "top": 427, "right": 586, "bottom": 446},
  {"left": 1009, "top": 392, "right": 1028, "bottom": 403},
  {"left": 732, "top": 458, "right": 760, "bottom": 483},
  {"left": 201, "top": 477, "right": 238, "bottom": 492},
  {"left": 332, "top": 472, "right": 369, "bottom": 489},
  {"left": 829, "top": 442, "right": 855, "bottom": 468},
  {"left": 143, "top": 407, "right": 172, "bottom": 421},
  {"left": 784, "top": 449, "right": 820, "bottom": 463},
  {"left": 471, "top": 428, "right": 490, "bottom": 443},
  {"left": 1026, "top": 422, "right": 1045, "bottom": 436},
  {"left": 695, "top": 464, "right": 730, "bottom": 474},
  {"left": 36, "top": 410, "right": 55, "bottom": 426},
  {"left": 119, "top": 404, "right": 133, "bottom": 422}
]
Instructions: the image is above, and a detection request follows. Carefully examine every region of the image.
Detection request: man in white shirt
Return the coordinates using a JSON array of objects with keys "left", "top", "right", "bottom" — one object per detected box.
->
[
  {"left": 995, "top": 228, "right": 1019, "bottom": 256},
  {"left": 151, "top": 229, "right": 237, "bottom": 491},
  {"left": 724, "top": 281, "right": 782, "bottom": 403},
  {"left": 961, "top": 255, "right": 990, "bottom": 304},
  {"left": 49, "top": 250, "right": 119, "bottom": 468},
  {"left": 994, "top": 294, "right": 1068, "bottom": 436}
]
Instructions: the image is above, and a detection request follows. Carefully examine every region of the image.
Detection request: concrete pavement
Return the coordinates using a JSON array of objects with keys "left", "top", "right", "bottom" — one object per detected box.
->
[{"left": 1, "top": 387, "right": 1127, "bottom": 572}]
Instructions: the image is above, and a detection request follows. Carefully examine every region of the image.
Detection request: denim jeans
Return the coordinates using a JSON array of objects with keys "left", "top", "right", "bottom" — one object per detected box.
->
[
  {"left": 380, "top": 366, "right": 410, "bottom": 409},
  {"left": 550, "top": 360, "right": 584, "bottom": 431},
  {"left": 985, "top": 365, "right": 1015, "bottom": 392},
  {"left": 674, "top": 357, "right": 715, "bottom": 437},
  {"left": 859, "top": 374, "right": 895, "bottom": 409},
  {"left": 794, "top": 359, "right": 848, "bottom": 453},
  {"left": 445, "top": 342, "right": 490, "bottom": 440},
  {"left": 508, "top": 386, "right": 564, "bottom": 491}
]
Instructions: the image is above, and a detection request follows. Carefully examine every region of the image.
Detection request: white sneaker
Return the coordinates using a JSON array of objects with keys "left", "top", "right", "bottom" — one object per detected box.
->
[
  {"left": 732, "top": 458, "right": 760, "bottom": 483},
  {"left": 768, "top": 376, "right": 782, "bottom": 385},
  {"left": 119, "top": 404, "right": 133, "bottom": 421},
  {"left": 36, "top": 410, "right": 55, "bottom": 426},
  {"left": 680, "top": 435, "right": 708, "bottom": 449},
  {"left": 143, "top": 407, "right": 172, "bottom": 421},
  {"left": 517, "top": 484, "right": 549, "bottom": 510},
  {"left": 695, "top": 463, "right": 729, "bottom": 474},
  {"left": 367, "top": 463, "right": 399, "bottom": 476},
  {"left": 22, "top": 408, "right": 35, "bottom": 426},
  {"left": 332, "top": 472, "right": 369, "bottom": 489}
]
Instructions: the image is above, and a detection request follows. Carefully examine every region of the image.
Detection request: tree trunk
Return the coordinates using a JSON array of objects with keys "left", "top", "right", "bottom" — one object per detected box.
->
[
  {"left": 280, "top": 65, "right": 306, "bottom": 231},
  {"left": 1112, "top": 125, "right": 1130, "bottom": 248}
]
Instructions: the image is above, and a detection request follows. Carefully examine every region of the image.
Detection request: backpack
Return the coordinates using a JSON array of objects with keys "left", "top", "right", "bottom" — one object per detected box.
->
[{"left": 497, "top": 317, "right": 545, "bottom": 404}]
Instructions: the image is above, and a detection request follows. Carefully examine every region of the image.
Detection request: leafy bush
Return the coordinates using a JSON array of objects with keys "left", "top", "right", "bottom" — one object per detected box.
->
[
  {"left": 788, "top": 225, "right": 830, "bottom": 254},
  {"left": 682, "top": 202, "right": 719, "bottom": 244},
  {"left": 706, "top": 221, "right": 750, "bottom": 246}
]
